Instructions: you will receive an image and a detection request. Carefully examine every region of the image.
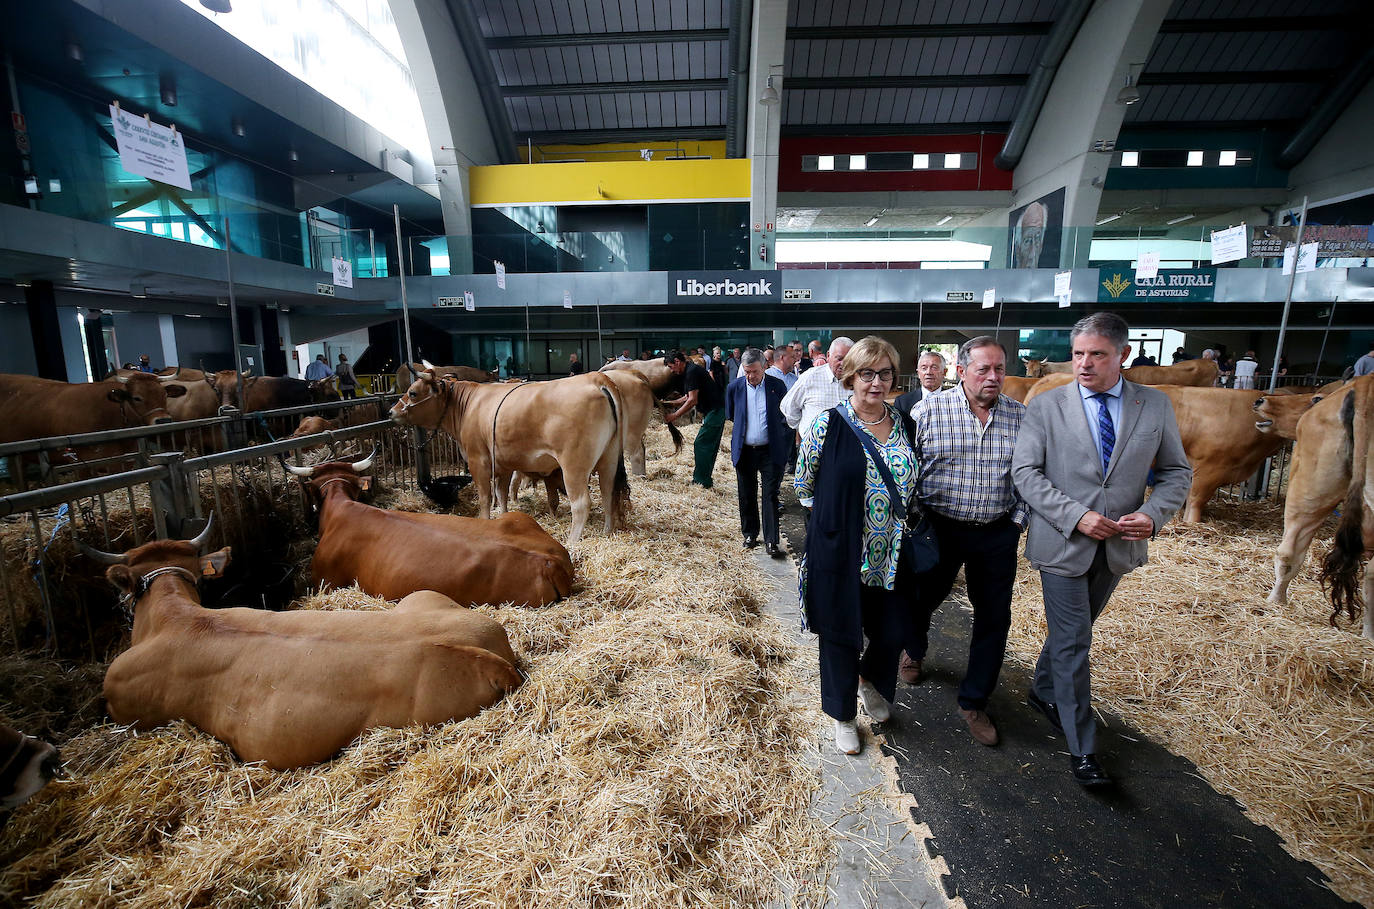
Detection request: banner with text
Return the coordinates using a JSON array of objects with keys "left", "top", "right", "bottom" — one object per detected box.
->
[
  {"left": 109, "top": 105, "right": 191, "bottom": 191},
  {"left": 1250, "top": 224, "right": 1374, "bottom": 258},
  {"left": 1097, "top": 268, "right": 1217, "bottom": 303},
  {"left": 668, "top": 272, "right": 782, "bottom": 305}
]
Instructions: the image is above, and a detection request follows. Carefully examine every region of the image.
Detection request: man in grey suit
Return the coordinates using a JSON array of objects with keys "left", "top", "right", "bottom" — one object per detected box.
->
[
  {"left": 893, "top": 350, "right": 947, "bottom": 417},
  {"left": 1011, "top": 312, "right": 1192, "bottom": 787}
]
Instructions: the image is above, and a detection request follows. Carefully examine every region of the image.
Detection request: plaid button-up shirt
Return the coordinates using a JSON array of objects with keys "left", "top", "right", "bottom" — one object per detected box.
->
[{"left": 911, "top": 385, "right": 1028, "bottom": 525}]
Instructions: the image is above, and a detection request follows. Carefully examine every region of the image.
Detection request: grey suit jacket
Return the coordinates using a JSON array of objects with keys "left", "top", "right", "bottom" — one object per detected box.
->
[{"left": 1011, "top": 379, "right": 1192, "bottom": 578}]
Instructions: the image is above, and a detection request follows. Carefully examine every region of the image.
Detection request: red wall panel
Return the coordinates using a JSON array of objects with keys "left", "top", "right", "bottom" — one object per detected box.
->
[{"left": 778, "top": 135, "right": 1011, "bottom": 193}]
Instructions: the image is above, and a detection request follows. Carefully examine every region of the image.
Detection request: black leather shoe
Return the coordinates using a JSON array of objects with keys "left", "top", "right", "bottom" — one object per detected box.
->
[
  {"left": 742, "top": 536, "right": 759, "bottom": 549},
  {"left": 765, "top": 542, "right": 785, "bottom": 559},
  {"left": 1027, "top": 690, "right": 1064, "bottom": 733},
  {"left": 1070, "top": 753, "right": 1112, "bottom": 788}
]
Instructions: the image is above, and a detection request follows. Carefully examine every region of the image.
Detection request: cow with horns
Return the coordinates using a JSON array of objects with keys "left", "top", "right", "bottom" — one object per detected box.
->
[
  {"left": 80, "top": 515, "right": 523, "bottom": 769},
  {"left": 390, "top": 363, "right": 630, "bottom": 545},
  {"left": 284, "top": 450, "right": 573, "bottom": 607},
  {"left": 0, "top": 372, "right": 186, "bottom": 444}
]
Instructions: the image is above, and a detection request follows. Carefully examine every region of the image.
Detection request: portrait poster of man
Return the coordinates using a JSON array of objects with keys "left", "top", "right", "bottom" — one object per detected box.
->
[{"left": 1008, "top": 187, "right": 1066, "bottom": 269}]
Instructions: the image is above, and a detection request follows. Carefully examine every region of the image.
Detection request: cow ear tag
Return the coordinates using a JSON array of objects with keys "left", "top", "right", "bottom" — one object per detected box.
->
[
  {"left": 359, "top": 477, "right": 372, "bottom": 491},
  {"left": 200, "top": 546, "right": 231, "bottom": 578}
]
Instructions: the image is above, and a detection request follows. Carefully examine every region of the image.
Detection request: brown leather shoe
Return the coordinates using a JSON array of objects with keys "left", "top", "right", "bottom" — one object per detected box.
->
[
  {"left": 898, "top": 650, "right": 923, "bottom": 684},
  {"left": 958, "top": 707, "right": 999, "bottom": 746}
]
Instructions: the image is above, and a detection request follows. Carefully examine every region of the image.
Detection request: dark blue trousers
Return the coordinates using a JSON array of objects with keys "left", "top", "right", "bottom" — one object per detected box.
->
[{"left": 819, "top": 565, "right": 913, "bottom": 721}]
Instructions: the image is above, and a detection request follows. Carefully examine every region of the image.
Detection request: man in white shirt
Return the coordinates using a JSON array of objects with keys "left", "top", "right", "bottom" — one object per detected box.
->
[
  {"left": 1233, "top": 350, "right": 1260, "bottom": 389},
  {"left": 780, "top": 336, "right": 854, "bottom": 441}
]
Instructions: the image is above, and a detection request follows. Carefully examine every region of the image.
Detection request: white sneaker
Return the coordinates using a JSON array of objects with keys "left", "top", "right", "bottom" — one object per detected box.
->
[
  {"left": 857, "top": 679, "right": 892, "bottom": 723},
  {"left": 834, "top": 719, "right": 861, "bottom": 755}
]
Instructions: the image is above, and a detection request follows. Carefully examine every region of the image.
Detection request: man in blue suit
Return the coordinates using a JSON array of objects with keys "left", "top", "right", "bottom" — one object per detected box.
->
[{"left": 726, "top": 348, "right": 791, "bottom": 558}]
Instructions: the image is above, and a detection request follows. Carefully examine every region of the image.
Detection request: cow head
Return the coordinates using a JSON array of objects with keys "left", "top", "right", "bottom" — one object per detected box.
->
[
  {"left": 1021, "top": 358, "right": 1047, "bottom": 378},
  {"left": 78, "top": 514, "right": 229, "bottom": 606},
  {"left": 1252, "top": 393, "right": 1322, "bottom": 440},
  {"left": 390, "top": 371, "right": 448, "bottom": 428},
  {"left": 205, "top": 370, "right": 253, "bottom": 411},
  {"left": 288, "top": 415, "right": 340, "bottom": 440},
  {"left": 308, "top": 375, "right": 341, "bottom": 402},
  {"left": 0, "top": 724, "right": 60, "bottom": 811},
  {"left": 281, "top": 448, "right": 376, "bottom": 507},
  {"left": 108, "top": 373, "right": 185, "bottom": 425}
]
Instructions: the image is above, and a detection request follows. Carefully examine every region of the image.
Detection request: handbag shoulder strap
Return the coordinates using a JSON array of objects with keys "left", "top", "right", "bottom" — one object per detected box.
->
[{"left": 835, "top": 405, "right": 907, "bottom": 522}]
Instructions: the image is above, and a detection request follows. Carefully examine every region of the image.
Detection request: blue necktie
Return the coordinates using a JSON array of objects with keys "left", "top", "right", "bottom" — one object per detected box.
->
[{"left": 1092, "top": 392, "right": 1115, "bottom": 476}]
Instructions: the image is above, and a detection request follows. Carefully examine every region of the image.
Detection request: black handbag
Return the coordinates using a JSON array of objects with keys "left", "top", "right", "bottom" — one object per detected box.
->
[{"left": 836, "top": 407, "right": 940, "bottom": 575}]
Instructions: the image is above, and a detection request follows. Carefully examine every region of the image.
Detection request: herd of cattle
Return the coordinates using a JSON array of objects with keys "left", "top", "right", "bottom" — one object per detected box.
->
[{"left": 0, "top": 353, "right": 1370, "bottom": 812}]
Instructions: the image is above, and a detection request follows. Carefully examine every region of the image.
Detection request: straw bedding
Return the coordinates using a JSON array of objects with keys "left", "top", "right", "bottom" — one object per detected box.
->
[
  {"left": 0, "top": 425, "right": 832, "bottom": 908},
  {"left": 1007, "top": 499, "right": 1374, "bottom": 905}
]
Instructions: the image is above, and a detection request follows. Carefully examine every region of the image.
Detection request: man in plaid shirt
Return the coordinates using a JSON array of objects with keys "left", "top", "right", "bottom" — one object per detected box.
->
[{"left": 899, "top": 336, "right": 1027, "bottom": 748}]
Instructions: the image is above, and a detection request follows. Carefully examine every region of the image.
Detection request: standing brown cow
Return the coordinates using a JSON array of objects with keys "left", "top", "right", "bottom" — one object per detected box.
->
[
  {"left": 0, "top": 373, "right": 185, "bottom": 449},
  {"left": 82, "top": 518, "right": 523, "bottom": 769},
  {"left": 286, "top": 454, "right": 573, "bottom": 606},
  {"left": 391, "top": 369, "right": 629, "bottom": 544}
]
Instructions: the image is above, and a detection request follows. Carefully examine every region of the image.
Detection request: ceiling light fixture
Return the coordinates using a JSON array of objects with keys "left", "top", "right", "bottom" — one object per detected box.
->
[
  {"left": 936, "top": 215, "right": 953, "bottom": 226},
  {"left": 159, "top": 73, "right": 177, "bottom": 107},
  {"left": 65, "top": 42, "right": 84, "bottom": 63},
  {"left": 864, "top": 216, "right": 880, "bottom": 227},
  {"left": 759, "top": 75, "right": 780, "bottom": 105},
  {"left": 1120, "top": 151, "right": 1139, "bottom": 167},
  {"left": 1166, "top": 214, "right": 1195, "bottom": 225},
  {"left": 1096, "top": 213, "right": 1122, "bottom": 225},
  {"left": 1116, "top": 63, "right": 1142, "bottom": 105},
  {"left": 200, "top": 0, "right": 232, "bottom": 12},
  {"left": 232, "top": 118, "right": 245, "bottom": 137}
]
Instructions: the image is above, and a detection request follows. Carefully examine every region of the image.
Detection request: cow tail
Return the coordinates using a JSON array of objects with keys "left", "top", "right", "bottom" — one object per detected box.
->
[
  {"left": 659, "top": 403, "right": 685, "bottom": 454},
  {"left": 1319, "top": 379, "right": 1371, "bottom": 627},
  {"left": 599, "top": 385, "right": 632, "bottom": 527}
]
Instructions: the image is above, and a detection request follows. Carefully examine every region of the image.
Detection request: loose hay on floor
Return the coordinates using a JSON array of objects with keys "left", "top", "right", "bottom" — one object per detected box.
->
[
  {"left": 0, "top": 425, "right": 832, "bottom": 908},
  {"left": 1008, "top": 499, "right": 1374, "bottom": 905}
]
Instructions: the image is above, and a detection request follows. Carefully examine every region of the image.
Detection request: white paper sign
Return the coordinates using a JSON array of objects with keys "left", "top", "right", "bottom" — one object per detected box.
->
[
  {"left": 495, "top": 261, "right": 506, "bottom": 290},
  {"left": 1210, "top": 224, "right": 1247, "bottom": 264},
  {"left": 1282, "top": 246, "right": 1296, "bottom": 275},
  {"left": 1053, "top": 271, "right": 1071, "bottom": 297},
  {"left": 109, "top": 105, "right": 191, "bottom": 191},
  {"left": 982, "top": 288, "right": 995, "bottom": 310},
  {"left": 1297, "top": 242, "right": 1319, "bottom": 273},
  {"left": 563, "top": 290, "right": 573, "bottom": 310},
  {"left": 1137, "top": 251, "right": 1160, "bottom": 280},
  {"left": 463, "top": 290, "right": 475, "bottom": 311},
  {"left": 331, "top": 257, "right": 353, "bottom": 288}
]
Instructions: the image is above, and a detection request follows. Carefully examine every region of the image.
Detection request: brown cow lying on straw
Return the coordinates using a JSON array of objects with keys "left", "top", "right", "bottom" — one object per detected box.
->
[
  {"left": 286, "top": 452, "right": 573, "bottom": 606},
  {"left": 81, "top": 516, "right": 522, "bottom": 769}
]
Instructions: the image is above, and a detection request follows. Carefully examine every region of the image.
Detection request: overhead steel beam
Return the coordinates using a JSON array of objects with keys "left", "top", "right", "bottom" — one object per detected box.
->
[
  {"left": 725, "top": 0, "right": 752, "bottom": 159},
  {"left": 993, "top": 0, "right": 1095, "bottom": 171},
  {"left": 503, "top": 78, "right": 728, "bottom": 96},
  {"left": 485, "top": 29, "right": 729, "bottom": 49},
  {"left": 781, "top": 121, "right": 1012, "bottom": 137},
  {"left": 1138, "top": 69, "right": 1331, "bottom": 85},
  {"left": 787, "top": 22, "right": 1052, "bottom": 40},
  {"left": 787, "top": 74, "right": 1028, "bottom": 90},
  {"left": 522, "top": 126, "right": 726, "bottom": 144},
  {"left": 443, "top": 0, "right": 519, "bottom": 163},
  {"left": 1159, "top": 16, "right": 1344, "bottom": 33},
  {"left": 1278, "top": 45, "right": 1374, "bottom": 168}
]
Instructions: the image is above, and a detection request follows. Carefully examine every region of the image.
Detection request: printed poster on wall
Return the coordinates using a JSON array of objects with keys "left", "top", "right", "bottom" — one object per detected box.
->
[
  {"left": 1008, "top": 187, "right": 1065, "bottom": 269},
  {"left": 1097, "top": 268, "right": 1216, "bottom": 303},
  {"left": 331, "top": 257, "right": 353, "bottom": 288},
  {"left": 1251, "top": 224, "right": 1374, "bottom": 258},
  {"left": 109, "top": 104, "right": 191, "bottom": 191}
]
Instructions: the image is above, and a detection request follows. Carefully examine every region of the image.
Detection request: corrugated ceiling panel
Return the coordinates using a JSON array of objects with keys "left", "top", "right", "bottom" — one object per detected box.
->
[
  {"left": 779, "top": 86, "right": 1017, "bottom": 125},
  {"left": 474, "top": 0, "right": 726, "bottom": 37},
  {"left": 785, "top": 34, "right": 1044, "bottom": 77},
  {"left": 1147, "top": 29, "right": 1343, "bottom": 73},
  {"left": 1125, "top": 81, "right": 1316, "bottom": 122},
  {"left": 1169, "top": 0, "right": 1357, "bottom": 16}
]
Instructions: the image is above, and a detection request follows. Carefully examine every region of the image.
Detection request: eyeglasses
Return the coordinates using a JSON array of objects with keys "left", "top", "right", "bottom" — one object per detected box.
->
[{"left": 856, "top": 368, "right": 895, "bottom": 383}]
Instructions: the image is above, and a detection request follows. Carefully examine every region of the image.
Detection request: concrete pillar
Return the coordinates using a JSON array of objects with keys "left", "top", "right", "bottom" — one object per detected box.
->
[
  {"left": 25, "top": 281, "right": 66, "bottom": 381},
  {"left": 391, "top": 0, "right": 502, "bottom": 272},
  {"left": 747, "top": 0, "right": 788, "bottom": 270},
  {"left": 1011, "top": 0, "right": 1170, "bottom": 267},
  {"left": 158, "top": 314, "right": 179, "bottom": 368}
]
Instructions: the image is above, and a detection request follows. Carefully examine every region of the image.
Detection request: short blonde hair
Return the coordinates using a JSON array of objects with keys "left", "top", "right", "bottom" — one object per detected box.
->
[{"left": 841, "top": 335, "right": 901, "bottom": 390}]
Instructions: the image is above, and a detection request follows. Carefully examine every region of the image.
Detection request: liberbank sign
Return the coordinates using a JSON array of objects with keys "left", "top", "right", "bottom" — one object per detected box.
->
[{"left": 668, "top": 272, "right": 782, "bottom": 305}]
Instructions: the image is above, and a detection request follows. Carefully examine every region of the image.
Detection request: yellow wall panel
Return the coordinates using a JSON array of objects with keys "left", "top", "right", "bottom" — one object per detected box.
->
[{"left": 470, "top": 159, "right": 750, "bottom": 206}]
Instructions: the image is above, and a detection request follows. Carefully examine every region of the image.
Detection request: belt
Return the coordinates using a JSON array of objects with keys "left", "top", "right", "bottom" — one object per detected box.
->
[
  {"left": 930, "top": 510, "right": 1011, "bottom": 528},
  {"left": 743, "top": 443, "right": 770, "bottom": 450}
]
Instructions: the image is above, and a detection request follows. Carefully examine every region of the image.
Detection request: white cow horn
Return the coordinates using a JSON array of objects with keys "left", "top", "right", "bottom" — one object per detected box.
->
[
  {"left": 282, "top": 460, "right": 316, "bottom": 477},
  {"left": 156, "top": 373, "right": 181, "bottom": 382},
  {"left": 188, "top": 513, "right": 216, "bottom": 550},
  {"left": 75, "top": 539, "right": 125, "bottom": 565},
  {"left": 349, "top": 445, "right": 379, "bottom": 473},
  {"left": 113, "top": 375, "right": 130, "bottom": 384}
]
